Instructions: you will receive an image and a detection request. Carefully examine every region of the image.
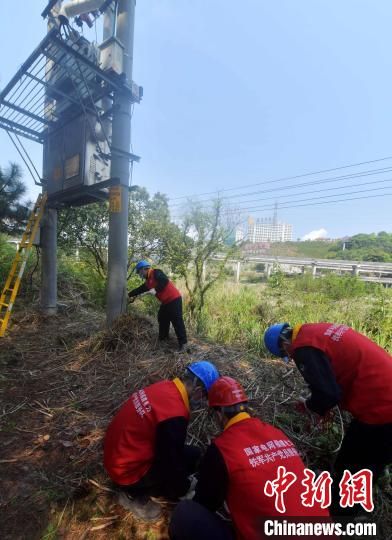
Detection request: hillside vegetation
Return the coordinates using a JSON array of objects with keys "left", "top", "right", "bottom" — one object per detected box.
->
[{"left": 267, "top": 231, "right": 392, "bottom": 262}]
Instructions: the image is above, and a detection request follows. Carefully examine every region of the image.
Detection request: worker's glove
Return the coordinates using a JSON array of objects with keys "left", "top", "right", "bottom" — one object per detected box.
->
[
  {"left": 179, "top": 488, "right": 195, "bottom": 501},
  {"left": 148, "top": 288, "right": 157, "bottom": 296},
  {"left": 179, "top": 476, "right": 197, "bottom": 501}
]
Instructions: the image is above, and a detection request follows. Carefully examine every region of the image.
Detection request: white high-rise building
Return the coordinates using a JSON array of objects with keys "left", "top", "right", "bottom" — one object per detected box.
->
[
  {"left": 235, "top": 227, "right": 245, "bottom": 243},
  {"left": 245, "top": 215, "right": 293, "bottom": 243},
  {"left": 247, "top": 219, "right": 292, "bottom": 242}
]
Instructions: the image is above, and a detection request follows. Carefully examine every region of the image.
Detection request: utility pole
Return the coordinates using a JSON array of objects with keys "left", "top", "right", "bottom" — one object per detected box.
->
[
  {"left": 40, "top": 2, "right": 60, "bottom": 315},
  {"left": 106, "top": 0, "right": 136, "bottom": 324},
  {"left": 273, "top": 201, "right": 278, "bottom": 226},
  {"left": 40, "top": 210, "right": 58, "bottom": 314}
]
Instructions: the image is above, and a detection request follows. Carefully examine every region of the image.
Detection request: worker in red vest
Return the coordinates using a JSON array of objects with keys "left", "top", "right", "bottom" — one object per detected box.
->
[
  {"left": 264, "top": 322, "right": 392, "bottom": 516},
  {"left": 170, "top": 377, "right": 329, "bottom": 540},
  {"left": 129, "top": 260, "right": 188, "bottom": 351},
  {"left": 104, "top": 361, "right": 219, "bottom": 521}
]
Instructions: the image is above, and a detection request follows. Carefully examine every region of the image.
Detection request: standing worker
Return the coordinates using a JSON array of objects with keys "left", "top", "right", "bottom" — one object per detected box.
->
[
  {"left": 170, "top": 377, "right": 329, "bottom": 540},
  {"left": 263, "top": 322, "right": 392, "bottom": 516},
  {"left": 104, "top": 361, "right": 219, "bottom": 520},
  {"left": 129, "top": 260, "right": 188, "bottom": 351}
]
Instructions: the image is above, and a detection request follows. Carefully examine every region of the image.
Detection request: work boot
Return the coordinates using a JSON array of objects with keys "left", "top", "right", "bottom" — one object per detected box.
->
[
  {"left": 118, "top": 492, "right": 162, "bottom": 521},
  {"left": 178, "top": 343, "right": 191, "bottom": 353}
]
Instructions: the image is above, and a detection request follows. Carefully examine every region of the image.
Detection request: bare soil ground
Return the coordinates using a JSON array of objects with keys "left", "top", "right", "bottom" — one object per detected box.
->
[{"left": 0, "top": 306, "right": 391, "bottom": 540}]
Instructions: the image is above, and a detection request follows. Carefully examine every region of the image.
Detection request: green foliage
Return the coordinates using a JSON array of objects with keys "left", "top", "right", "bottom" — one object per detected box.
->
[
  {"left": 197, "top": 274, "right": 392, "bottom": 355},
  {"left": 360, "top": 289, "right": 392, "bottom": 350},
  {"left": 0, "top": 234, "right": 15, "bottom": 283},
  {"left": 269, "top": 240, "right": 337, "bottom": 259},
  {"left": 0, "top": 163, "right": 31, "bottom": 234},
  {"left": 328, "top": 232, "right": 392, "bottom": 262},
  {"left": 175, "top": 199, "right": 240, "bottom": 331},
  {"left": 0, "top": 234, "right": 40, "bottom": 300},
  {"left": 58, "top": 253, "right": 106, "bottom": 306},
  {"left": 279, "top": 273, "right": 368, "bottom": 299},
  {"left": 267, "top": 266, "right": 286, "bottom": 290},
  {"left": 127, "top": 188, "right": 183, "bottom": 270},
  {"left": 268, "top": 232, "right": 392, "bottom": 262},
  {"left": 58, "top": 187, "right": 184, "bottom": 278},
  {"left": 58, "top": 202, "right": 109, "bottom": 277}
]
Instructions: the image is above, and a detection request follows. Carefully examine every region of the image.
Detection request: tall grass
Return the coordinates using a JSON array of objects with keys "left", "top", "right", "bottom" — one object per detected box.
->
[{"left": 196, "top": 273, "right": 392, "bottom": 354}]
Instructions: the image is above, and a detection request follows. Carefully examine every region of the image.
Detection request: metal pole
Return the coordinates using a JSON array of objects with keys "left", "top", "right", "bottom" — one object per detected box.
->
[
  {"left": 40, "top": 209, "right": 57, "bottom": 314},
  {"left": 40, "top": 3, "right": 60, "bottom": 315},
  {"left": 106, "top": 0, "right": 135, "bottom": 324},
  {"left": 103, "top": 0, "right": 115, "bottom": 38}
]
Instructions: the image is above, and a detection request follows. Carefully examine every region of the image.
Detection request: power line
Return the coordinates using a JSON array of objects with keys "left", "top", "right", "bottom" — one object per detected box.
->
[
  {"left": 221, "top": 177, "right": 392, "bottom": 209},
  {"left": 169, "top": 166, "right": 392, "bottom": 209},
  {"left": 168, "top": 155, "right": 392, "bottom": 201},
  {"left": 171, "top": 181, "right": 392, "bottom": 217},
  {"left": 171, "top": 190, "right": 392, "bottom": 219},
  {"left": 221, "top": 188, "right": 392, "bottom": 214},
  {"left": 6, "top": 130, "right": 42, "bottom": 186}
]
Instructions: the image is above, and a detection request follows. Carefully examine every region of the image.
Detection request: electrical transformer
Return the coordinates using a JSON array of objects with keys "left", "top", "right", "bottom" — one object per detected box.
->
[{"left": 43, "top": 113, "right": 110, "bottom": 198}]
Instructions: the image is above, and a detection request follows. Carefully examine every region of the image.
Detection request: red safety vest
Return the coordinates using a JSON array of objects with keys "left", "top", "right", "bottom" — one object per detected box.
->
[
  {"left": 104, "top": 380, "right": 189, "bottom": 485},
  {"left": 146, "top": 269, "right": 181, "bottom": 304},
  {"left": 214, "top": 416, "right": 328, "bottom": 540},
  {"left": 290, "top": 323, "right": 392, "bottom": 424}
]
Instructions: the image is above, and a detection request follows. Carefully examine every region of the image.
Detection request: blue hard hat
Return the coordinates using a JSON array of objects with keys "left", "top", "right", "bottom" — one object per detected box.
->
[
  {"left": 135, "top": 260, "right": 151, "bottom": 272},
  {"left": 264, "top": 323, "right": 290, "bottom": 357},
  {"left": 187, "top": 361, "right": 220, "bottom": 391}
]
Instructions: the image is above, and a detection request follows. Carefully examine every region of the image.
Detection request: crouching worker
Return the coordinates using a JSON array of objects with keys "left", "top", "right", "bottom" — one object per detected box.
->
[
  {"left": 170, "top": 377, "right": 329, "bottom": 540},
  {"left": 263, "top": 322, "right": 392, "bottom": 516},
  {"left": 129, "top": 260, "right": 188, "bottom": 351},
  {"left": 103, "top": 361, "right": 219, "bottom": 520}
]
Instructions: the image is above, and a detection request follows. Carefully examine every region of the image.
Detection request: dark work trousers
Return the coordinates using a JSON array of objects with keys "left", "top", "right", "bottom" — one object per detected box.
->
[
  {"left": 158, "top": 297, "right": 187, "bottom": 346},
  {"left": 331, "top": 419, "right": 392, "bottom": 517},
  {"left": 121, "top": 445, "right": 201, "bottom": 500},
  {"left": 170, "top": 500, "right": 234, "bottom": 540}
]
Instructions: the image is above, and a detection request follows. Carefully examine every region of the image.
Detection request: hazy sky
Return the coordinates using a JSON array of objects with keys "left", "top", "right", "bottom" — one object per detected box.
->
[{"left": 1, "top": 1, "right": 392, "bottom": 239}]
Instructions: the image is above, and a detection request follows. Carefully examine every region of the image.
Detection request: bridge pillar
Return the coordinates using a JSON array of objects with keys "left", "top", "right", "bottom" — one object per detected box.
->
[
  {"left": 236, "top": 261, "right": 241, "bottom": 283},
  {"left": 352, "top": 265, "right": 360, "bottom": 277},
  {"left": 312, "top": 263, "right": 317, "bottom": 278},
  {"left": 265, "top": 264, "right": 272, "bottom": 278}
]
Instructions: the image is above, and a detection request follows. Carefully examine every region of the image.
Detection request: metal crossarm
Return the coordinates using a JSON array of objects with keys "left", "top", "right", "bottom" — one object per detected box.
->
[{"left": 0, "top": 193, "right": 47, "bottom": 337}]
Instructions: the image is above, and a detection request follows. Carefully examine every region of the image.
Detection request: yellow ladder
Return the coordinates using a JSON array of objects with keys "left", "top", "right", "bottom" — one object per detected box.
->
[{"left": 0, "top": 192, "right": 47, "bottom": 337}]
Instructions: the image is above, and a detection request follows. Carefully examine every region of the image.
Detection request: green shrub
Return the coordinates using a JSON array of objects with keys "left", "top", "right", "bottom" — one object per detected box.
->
[
  {"left": 196, "top": 274, "right": 392, "bottom": 355},
  {"left": 58, "top": 253, "right": 106, "bottom": 306}
]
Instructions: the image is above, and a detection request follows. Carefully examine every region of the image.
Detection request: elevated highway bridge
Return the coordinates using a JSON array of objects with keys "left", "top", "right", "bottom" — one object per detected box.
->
[{"left": 212, "top": 256, "right": 392, "bottom": 286}]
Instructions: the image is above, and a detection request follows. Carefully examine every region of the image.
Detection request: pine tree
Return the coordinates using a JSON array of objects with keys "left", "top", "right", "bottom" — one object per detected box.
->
[{"left": 0, "top": 164, "right": 30, "bottom": 234}]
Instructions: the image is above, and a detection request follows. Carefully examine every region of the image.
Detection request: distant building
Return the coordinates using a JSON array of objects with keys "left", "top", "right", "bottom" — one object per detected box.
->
[
  {"left": 237, "top": 213, "right": 293, "bottom": 244},
  {"left": 235, "top": 227, "right": 245, "bottom": 243},
  {"left": 247, "top": 219, "right": 292, "bottom": 242}
]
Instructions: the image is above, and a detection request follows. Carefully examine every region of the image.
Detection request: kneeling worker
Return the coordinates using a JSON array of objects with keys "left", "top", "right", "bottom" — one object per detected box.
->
[
  {"left": 170, "top": 377, "right": 328, "bottom": 540},
  {"left": 104, "top": 361, "right": 219, "bottom": 520},
  {"left": 129, "top": 260, "right": 188, "bottom": 351}
]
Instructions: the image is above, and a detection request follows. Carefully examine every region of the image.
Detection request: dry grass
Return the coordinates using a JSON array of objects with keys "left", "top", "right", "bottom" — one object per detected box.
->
[{"left": 0, "top": 305, "right": 390, "bottom": 539}]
